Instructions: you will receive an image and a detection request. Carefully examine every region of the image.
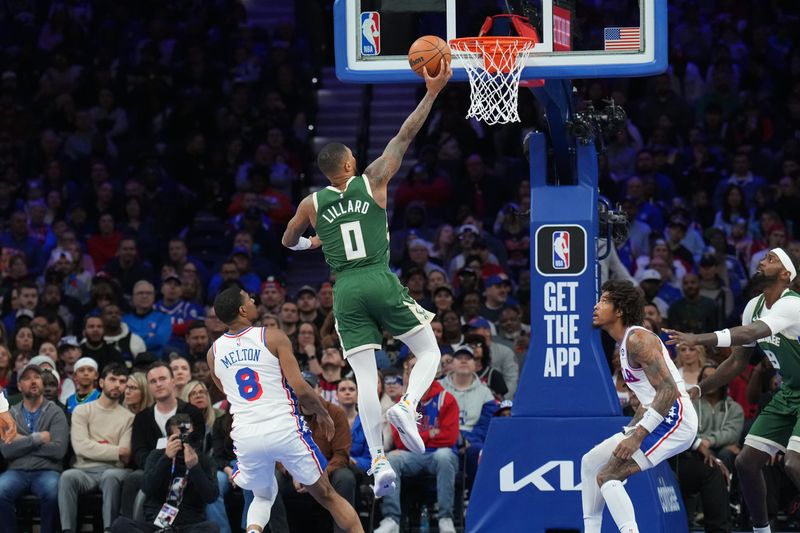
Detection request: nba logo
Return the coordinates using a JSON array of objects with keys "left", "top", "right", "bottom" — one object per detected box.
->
[
  {"left": 552, "top": 231, "right": 570, "bottom": 269},
  {"left": 361, "top": 12, "right": 380, "bottom": 56}
]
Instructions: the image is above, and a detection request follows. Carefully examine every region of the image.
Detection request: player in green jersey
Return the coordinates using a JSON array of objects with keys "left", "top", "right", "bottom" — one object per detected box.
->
[
  {"left": 666, "top": 247, "right": 800, "bottom": 533},
  {"left": 282, "top": 61, "right": 452, "bottom": 498}
]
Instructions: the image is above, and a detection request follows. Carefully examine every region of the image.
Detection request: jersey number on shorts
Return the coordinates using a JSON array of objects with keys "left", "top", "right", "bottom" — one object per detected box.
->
[
  {"left": 235, "top": 367, "right": 263, "bottom": 401},
  {"left": 763, "top": 349, "right": 781, "bottom": 370},
  {"left": 341, "top": 221, "right": 366, "bottom": 261}
]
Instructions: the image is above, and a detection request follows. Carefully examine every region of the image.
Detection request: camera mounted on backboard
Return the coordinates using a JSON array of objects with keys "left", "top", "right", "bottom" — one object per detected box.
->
[
  {"left": 567, "top": 99, "right": 627, "bottom": 145},
  {"left": 598, "top": 197, "right": 629, "bottom": 249}
]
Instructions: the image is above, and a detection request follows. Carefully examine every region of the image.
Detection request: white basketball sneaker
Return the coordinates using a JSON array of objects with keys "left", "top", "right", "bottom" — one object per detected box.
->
[
  {"left": 368, "top": 456, "right": 397, "bottom": 498},
  {"left": 387, "top": 395, "right": 425, "bottom": 454},
  {"left": 373, "top": 517, "right": 400, "bottom": 533},
  {"left": 438, "top": 518, "right": 456, "bottom": 533}
]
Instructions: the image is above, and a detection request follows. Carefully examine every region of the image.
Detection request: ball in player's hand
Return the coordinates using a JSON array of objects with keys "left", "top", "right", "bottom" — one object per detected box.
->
[{"left": 408, "top": 35, "right": 451, "bottom": 77}]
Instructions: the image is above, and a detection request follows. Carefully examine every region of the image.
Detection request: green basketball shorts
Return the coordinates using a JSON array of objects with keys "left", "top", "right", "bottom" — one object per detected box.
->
[
  {"left": 332, "top": 266, "right": 434, "bottom": 357},
  {"left": 746, "top": 386, "right": 800, "bottom": 455}
]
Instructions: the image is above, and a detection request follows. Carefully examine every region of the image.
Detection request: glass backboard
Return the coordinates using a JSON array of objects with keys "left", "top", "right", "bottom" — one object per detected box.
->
[{"left": 334, "top": 0, "right": 666, "bottom": 83}]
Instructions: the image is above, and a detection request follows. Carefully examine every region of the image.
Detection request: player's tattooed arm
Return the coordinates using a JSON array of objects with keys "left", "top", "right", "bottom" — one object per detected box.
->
[
  {"left": 629, "top": 330, "right": 679, "bottom": 430},
  {"left": 363, "top": 94, "right": 436, "bottom": 188},
  {"left": 613, "top": 331, "right": 679, "bottom": 460},
  {"left": 628, "top": 404, "right": 646, "bottom": 427},
  {"left": 364, "top": 61, "right": 451, "bottom": 188},
  {"left": 665, "top": 321, "right": 772, "bottom": 348}
]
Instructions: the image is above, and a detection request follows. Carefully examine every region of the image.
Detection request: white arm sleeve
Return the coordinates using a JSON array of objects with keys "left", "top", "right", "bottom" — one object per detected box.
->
[
  {"left": 0, "top": 391, "right": 8, "bottom": 413},
  {"left": 758, "top": 296, "right": 800, "bottom": 338}
]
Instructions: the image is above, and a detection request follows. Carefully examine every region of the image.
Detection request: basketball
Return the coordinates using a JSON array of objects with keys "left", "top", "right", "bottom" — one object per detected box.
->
[{"left": 407, "top": 35, "right": 451, "bottom": 77}]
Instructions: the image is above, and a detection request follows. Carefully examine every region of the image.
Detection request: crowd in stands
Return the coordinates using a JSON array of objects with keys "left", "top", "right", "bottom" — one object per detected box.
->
[{"left": 0, "top": 0, "right": 797, "bottom": 531}]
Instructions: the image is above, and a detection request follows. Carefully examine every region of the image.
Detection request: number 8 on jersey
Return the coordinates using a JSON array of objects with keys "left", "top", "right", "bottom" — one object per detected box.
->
[{"left": 235, "top": 367, "right": 263, "bottom": 401}]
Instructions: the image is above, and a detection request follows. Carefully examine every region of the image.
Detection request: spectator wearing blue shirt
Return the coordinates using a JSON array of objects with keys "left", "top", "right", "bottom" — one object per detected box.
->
[
  {"left": 712, "top": 153, "right": 767, "bottom": 210},
  {"left": 66, "top": 357, "right": 101, "bottom": 414},
  {"left": 156, "top": 273, "right": 204, "bottom": 352},
  {"left": 633, "top": 149, "right": 677, "bottom": 204},
  {"left": 623, "top": 177, "right": 666, "bottom": 233},
  {"left": 123, "top": 281, "right": 172, "bottom": 356},
  {"left": 164, "top": 238, "right": 210, "bottom": 287},
  {"left": 336, "top": 377, "right": 371, "bottom": 473},
  {"left": 4, "top": 281, "right": 38, "bottom": 335},
  {"left": 229, "top": 248, "right": 261, "bottom": 292},
  {"left": 0, "top": 211, "right": 44, "bottom": 273},
  {"left": 206, "top": 248, "right": 261, "bottom": 298},
  {"left": 0, "top": 363, "right": 69, "bottom": 533},
  {"left": 231, "top": 231, "right": 276, "bottom": 280}
]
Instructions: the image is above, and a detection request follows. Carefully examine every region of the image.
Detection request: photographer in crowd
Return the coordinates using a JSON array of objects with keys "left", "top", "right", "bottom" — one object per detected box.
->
[{"left": 111, "top": 414, "right": 219, "bottom": 532}]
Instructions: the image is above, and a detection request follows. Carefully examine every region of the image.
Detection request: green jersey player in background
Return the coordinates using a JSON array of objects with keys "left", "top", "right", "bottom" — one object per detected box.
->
[
  {"left": 282, "top": 61, "right": 452, "bottom": 499},
  {"left": 666, "top": 247, "right": 800, "bottom": 533}
]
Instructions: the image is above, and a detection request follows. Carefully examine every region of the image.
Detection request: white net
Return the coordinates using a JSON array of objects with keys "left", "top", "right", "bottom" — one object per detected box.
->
[{"left": 450, "top": 37, "right": 536, "bottom": 125}]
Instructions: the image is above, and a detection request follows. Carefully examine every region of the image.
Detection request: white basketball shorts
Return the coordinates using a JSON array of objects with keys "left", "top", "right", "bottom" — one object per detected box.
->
[{"left": 231, "top": 414, "right": 327, "bottom": 490}]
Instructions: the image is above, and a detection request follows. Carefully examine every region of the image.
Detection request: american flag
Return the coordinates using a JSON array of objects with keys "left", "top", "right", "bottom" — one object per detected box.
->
[{"left": 603, "top": 27, "right": 641, "bottom": 51}]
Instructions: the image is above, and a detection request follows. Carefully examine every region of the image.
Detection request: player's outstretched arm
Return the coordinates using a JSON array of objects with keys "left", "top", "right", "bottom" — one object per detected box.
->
[
  {"left": 271, "top": 329, "right": 335, "bottom": 439},
  {"left": 664, "top": 321, "right": 772, "bottom": 348},
  {"left": 282, "top": 196, "right": 322, "bottom": 251},
  {"left": 698, "top": 346, "right": 753, "bottom": 397},
  {"left": 363, "top": 61, "right": 452, "bottom": 191}
]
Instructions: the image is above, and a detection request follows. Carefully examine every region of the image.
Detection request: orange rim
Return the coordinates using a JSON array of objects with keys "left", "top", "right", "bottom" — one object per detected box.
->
[
  {"left": 449, "top": 36, "right": 537, "bottom": 55},
  {"left": 449, "top": 36, "right": 536, "bottom": 74}
]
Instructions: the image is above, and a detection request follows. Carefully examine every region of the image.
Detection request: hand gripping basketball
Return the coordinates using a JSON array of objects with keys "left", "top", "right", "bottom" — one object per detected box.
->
[{"left": 423, "top": 60, "right": 452, "bottom": 95}]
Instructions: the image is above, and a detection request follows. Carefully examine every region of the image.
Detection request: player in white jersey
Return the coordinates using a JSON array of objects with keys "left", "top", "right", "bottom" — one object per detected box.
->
[
  {"left": 581, "top": 280, "right": 698, "bottom": 533},
  {"left": 207, "top": 287, "right": 363, "bottom": 533}
]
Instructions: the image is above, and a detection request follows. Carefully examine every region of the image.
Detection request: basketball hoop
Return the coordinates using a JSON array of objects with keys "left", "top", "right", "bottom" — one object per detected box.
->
[{"left": 450, "top": 37, "right": 537, "bottom": 125}]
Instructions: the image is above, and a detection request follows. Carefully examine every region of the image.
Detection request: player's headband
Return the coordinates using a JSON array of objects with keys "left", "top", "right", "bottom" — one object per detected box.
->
[{"left": 771, "top": 248, "right": 797, "bottom": 282}]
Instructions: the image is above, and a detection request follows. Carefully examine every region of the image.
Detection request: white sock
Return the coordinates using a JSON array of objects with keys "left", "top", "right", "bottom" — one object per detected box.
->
[
  {"left": 583, "top": 517, "right": 602, "bottom": 533},
  {"left": 581, "top": 459, "right": 605, "bottom": 533},
  {"left": 600, "top": 480, "right": 638, "bottom": 533},
  {"left": 581, "top": 437, "right": 618, "bottom": 533},
  {"left": 347, "top": 349, "right": 385, "bottom": 462},
  {"left": 400, "top": 325, "right": 440, "bottom": 405},
  {"left": 754, "top": 526, "right": 771, "bottom": 533}
]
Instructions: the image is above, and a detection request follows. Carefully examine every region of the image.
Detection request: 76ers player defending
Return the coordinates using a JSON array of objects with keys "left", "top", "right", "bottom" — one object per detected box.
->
[
  {"left": 581, "top": 280, "right": 697, "bottom": 533},
  {"left": 207, "top": 287, "right": 362, "bottom": 533}
]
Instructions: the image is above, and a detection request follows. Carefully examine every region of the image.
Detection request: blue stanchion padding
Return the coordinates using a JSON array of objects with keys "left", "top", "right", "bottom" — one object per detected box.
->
[
  {"left": 513, "top": 132, "right": 619, "bottom": 417},
  {"left": 466, "top": 417, "right": 689, "bottom": 533}
]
